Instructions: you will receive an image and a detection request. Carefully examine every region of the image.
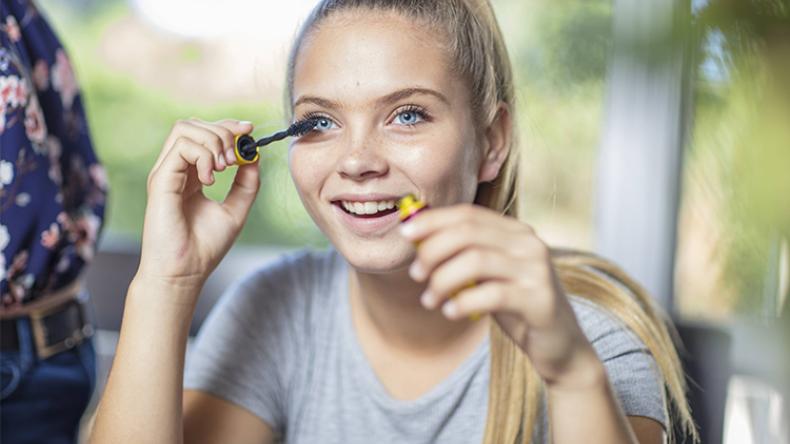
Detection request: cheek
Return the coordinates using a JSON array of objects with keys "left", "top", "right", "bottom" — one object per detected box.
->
[
  {"left": 400, "top": 133, "right": 479, "bottom": 199},
  {"left": 288, "top": 147, "right": 327, "bottom": 198}
]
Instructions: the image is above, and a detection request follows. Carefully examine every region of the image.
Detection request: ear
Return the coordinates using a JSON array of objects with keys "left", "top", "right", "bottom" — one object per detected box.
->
[{"left": 478, "top": 102, "right": 512, "bottom": 183}]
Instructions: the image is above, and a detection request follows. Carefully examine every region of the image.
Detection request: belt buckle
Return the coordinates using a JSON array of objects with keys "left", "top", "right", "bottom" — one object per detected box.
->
[{"left": 29, "top": 300, "right": 94, "bottom": 360}]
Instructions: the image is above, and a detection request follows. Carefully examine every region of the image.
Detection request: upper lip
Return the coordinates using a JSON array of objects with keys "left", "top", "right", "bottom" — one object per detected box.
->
[{"left": 330, "top": 193, "right": 407, "bottom": 203}]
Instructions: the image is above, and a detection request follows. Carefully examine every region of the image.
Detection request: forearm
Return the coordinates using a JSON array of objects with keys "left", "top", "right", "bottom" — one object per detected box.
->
[
  {"left": 90, "top": 276, "right": 201, "bottom": 444},
  {"left": 547, "top": 360, "right": 638, "bottom": 444}
]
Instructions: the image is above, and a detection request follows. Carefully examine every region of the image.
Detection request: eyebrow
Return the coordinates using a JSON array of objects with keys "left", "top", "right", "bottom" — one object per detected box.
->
[{"left": 293, "top": 87, "right": 450, "bottom": 110}]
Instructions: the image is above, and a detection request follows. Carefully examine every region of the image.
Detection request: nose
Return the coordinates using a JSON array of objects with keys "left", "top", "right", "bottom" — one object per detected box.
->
[{"left": 336, "top": 131, "right": 389, "bottom": 181}]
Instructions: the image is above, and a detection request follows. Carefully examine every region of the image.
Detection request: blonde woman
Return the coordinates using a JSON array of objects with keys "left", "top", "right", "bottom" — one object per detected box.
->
[{"left": 91, "top": 1, "right": 697, "bottom": 443}]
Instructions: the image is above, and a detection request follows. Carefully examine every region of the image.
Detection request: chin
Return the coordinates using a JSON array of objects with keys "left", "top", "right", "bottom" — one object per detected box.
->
[{"left": 333, "top": 236, "right": 414, "bottom": 274}]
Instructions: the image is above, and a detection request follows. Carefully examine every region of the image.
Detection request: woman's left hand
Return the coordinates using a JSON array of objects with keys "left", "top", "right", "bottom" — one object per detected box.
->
[{"left": 401, "top": 203, "right": 604, "bottom": 390}]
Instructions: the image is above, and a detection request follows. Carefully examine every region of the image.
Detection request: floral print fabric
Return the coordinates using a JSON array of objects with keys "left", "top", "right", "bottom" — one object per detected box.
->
[{"left": 1, "top": 0, "right": 107, "bottom": 310}]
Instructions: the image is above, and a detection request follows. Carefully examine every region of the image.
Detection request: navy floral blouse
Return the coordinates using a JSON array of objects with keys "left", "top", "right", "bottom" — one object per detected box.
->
[{"left": 1, "top": 0, "right": 107, "bottom": 310}]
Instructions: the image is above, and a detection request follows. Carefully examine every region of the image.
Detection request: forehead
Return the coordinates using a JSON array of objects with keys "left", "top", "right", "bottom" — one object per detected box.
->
[{"left": 292, "top": 9, "right": 465, "bottom": 106}]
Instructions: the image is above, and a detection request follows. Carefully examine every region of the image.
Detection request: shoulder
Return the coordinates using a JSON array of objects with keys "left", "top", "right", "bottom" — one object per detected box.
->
[
  {"left": 567, "top": 296, "right": 668, "bottom": 428},
  {"left": 191, "top": 248, "right": 346, "bottom": 360},
  {"left": 568, "top": 296, "right": 648, "bottom": 359}
]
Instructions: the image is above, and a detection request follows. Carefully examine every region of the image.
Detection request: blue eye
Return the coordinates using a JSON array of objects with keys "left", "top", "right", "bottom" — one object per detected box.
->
[
  {"left": 314, "top": 117, "right": 336, "bottom": 131},
  {"left": 302, "top": 114, "right": 337, "bottom": 132},
  {"left": 393, "top": 107, "right": 426, "bottom": 126}
]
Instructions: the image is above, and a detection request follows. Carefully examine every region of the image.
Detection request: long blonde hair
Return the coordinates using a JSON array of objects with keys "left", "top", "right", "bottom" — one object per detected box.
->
[{"left": 286, "top": 1, "right": 698, "bottom": 442}]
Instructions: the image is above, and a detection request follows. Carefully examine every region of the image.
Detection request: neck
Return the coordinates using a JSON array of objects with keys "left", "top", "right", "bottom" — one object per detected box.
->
[{"left": 348, "top": 265, "right": 488, "bottom": 354}]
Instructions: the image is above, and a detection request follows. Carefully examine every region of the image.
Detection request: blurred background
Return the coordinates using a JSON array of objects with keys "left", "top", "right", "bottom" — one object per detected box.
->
[{"left": 33, "top": 0, "right": 788, "bottom": 442}]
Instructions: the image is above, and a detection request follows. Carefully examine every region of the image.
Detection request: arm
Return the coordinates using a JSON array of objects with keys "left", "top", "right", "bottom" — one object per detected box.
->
[
  {"left": 183, "top": 390, "right": 276, "bottom": 444},
  {"left": 89, "top": 119, "right": 263, "bottom": 443},
  {"left": 547, "top": 356, "right": 665, "bottom": 444},
  {"left": 402, "top": 205, "right": 665, "bottom": 444},
  {"left": 90, "top": 277, "right": 197, "bottom": 443}
]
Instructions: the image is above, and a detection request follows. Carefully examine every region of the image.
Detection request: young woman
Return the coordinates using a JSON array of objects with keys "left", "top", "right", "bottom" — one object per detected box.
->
[{"left": 91, "top": 1, "right": 697, "bottom": 443}]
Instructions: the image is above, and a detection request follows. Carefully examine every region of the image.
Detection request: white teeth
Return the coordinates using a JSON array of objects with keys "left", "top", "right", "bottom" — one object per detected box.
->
[{"left": 340, "top": 200, "right": 397, "bottom": 215}]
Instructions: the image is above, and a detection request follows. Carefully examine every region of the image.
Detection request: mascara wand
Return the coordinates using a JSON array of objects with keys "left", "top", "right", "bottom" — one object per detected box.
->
[{"left": 233, "top": 118, "right": 320, "bottom": 165}]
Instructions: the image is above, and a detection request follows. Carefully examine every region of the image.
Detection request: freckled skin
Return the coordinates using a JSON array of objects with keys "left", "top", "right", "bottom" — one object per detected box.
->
[{"left": 288, "top": 11, "right": 484, "bottom": 273}]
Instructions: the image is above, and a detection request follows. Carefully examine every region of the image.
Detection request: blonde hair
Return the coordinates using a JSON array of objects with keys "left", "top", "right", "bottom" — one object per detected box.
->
[{"left": 286, "top": 1, "right": 698, "bottom": 442}]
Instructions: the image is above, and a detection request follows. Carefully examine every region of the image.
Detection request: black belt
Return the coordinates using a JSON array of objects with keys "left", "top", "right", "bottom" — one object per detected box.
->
[{"left": 0, "top": 298, "right": 94, "bottom": 360}]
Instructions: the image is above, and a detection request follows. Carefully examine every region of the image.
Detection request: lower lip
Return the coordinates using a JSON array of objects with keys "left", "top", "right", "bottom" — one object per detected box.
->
[{"left": 332, "top": 203, "right": 401, "bottom": 236}]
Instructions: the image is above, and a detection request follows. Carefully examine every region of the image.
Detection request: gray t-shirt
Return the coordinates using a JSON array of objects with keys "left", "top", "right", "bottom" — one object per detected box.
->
[{"left": 184, "top": 249, "right": 667, "bottom": 443}]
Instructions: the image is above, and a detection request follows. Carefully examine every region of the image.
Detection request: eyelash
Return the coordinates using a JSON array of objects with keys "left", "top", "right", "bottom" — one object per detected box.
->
[
  {"left": 301, "top": 112, "right": 334, "bottom": 131},
  {"left": 302, "top": 111, "right": 328, "bottom": 122},
  {"left": 297, "top": 105, "right": 431, "bottom": 130},
  {"left": 392, "top": 105, "right": 429, "bottom": 127}
]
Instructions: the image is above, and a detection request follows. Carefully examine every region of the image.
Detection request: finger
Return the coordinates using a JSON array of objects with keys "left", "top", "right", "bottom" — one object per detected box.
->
[
  {"left": 154, "top": 120, "right": 224, "bottom": 175},
  {"left": 154, "top": 119, "right": 235, "bottom": 173},
  {"left": 222, "top": 162, "right": 260, "bottom": 224},
  {"left": 149, "top": 137, "right": 217, "bottom": 195},
  {"left": 409, "top": 221, "right": 542, "bottom": 282},
  {"left": 440, "top": 281, "right": 517, "bottom": 320},
  {"left": 211, "top": 119, "right": 254, "bottom": 165},
  {"left": 421, "top": 248, "right": 522, "bottom": 309},
  {"left": 189, "top": 120, "right": 238, "bottom": 168},
  {"left": 400, "top": 203, "right": 524, "bottom": 242}
]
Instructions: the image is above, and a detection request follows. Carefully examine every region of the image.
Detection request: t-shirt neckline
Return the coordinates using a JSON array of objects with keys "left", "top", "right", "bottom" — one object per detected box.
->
[{"left": 334, "top": 254, "right": 490, "bottom": 413}]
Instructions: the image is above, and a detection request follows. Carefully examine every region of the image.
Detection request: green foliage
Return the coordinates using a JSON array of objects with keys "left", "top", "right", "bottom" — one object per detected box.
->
[
  {"left": 688, "top": 1, "right": 790, "bottom": 316},
  {"left": 43, "top": 0, "right": 326, "bottom": 246},
  {"left": 42, "top": 0, "right": 612, "bottom": 249}
]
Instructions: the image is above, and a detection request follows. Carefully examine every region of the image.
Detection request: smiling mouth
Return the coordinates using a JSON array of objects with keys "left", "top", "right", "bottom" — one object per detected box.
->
[{"left": 333, "top": 199, "right": 400, "bottom": 218}]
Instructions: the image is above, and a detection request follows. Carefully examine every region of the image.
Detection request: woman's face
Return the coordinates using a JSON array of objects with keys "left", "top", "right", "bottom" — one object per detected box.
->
[{"left": 289, "top": 10, "right": 485, "bottom": 273}]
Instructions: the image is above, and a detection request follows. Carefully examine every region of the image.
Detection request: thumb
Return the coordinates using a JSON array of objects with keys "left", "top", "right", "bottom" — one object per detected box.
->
[{"left": 222, "top": 161, "right": 260, "bottom": 225}]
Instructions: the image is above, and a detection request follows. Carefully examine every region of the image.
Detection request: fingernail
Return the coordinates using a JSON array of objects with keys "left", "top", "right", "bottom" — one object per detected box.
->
[
  {"left": 239, "top": 120, "right": 252, "bottom": 126},
  {"left": 409, "top": 261, "right": 426, "bottom": 281},
  {"left": 217, "top": 155, "right": 226, "bottom": 169},
  {"left": 442, "top": 301, "right": 458, "bottom": 318},
  {"left": 420, "top": 291, "right": 434, "bottom": 308},
  {"left": 400, "top": 223, "right": 416, "bottom": 238}
]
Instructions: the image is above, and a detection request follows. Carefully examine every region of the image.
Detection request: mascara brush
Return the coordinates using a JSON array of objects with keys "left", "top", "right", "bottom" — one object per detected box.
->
[{"left": 233, "top": 118, "right": 320, "bottom": 165}]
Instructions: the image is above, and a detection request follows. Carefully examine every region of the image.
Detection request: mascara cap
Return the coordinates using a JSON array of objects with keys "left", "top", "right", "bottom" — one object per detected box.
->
[
  {"left": 398, "top": 194, "right": 427, "bottom": 222},
  {"left": 234, "top": 134, "right": 260, "bottom": 164}
]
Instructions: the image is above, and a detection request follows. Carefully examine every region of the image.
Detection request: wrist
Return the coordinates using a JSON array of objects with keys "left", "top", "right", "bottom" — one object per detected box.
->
[
  {"left": 131, "top": 270, "right": 205, "bottom": 293},
  {"left": 545, "top": 345, "right": 608, "bottom": 393},
  {"left": 128, "top": 272, "right": 204, "bottom": 310}
]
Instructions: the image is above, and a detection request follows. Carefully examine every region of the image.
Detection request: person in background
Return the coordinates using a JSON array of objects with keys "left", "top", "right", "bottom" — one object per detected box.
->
[{"left": 1, "top": 0, "right": 108, "bottom": 442}]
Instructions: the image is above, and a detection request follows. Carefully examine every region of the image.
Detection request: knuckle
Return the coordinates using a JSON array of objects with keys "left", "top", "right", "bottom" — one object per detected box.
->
[
  {"left": 172, "top": 136, "right": 187, "bottom": 150},
  {"left": 520, "top": 223, "right": 536, "bottom": 235},
  {"left": 459, "top": 204, "right": 477, "bottom": 220},
  {"left": 493, "top": 285, "right": 508, "bottom": 305},
  {"left": 526, "top": 235, "right": 549, "bottom": 258},
  {"left": 467, "top": 249, "right": 486, "bottom": 270},
  {"left": 207, "top": 133, "right": 223, "bottom": 152},
  {"left": 216, "top": 126, "right": 234, "bottom": 144},
  {"left": 458, "top": 221, "right": 476, "bottom": 239}
]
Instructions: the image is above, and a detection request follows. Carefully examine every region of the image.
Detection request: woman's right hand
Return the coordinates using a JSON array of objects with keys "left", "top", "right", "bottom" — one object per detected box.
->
[{"left": 135, "top": 119, "right": 259, "bottom": 293}]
